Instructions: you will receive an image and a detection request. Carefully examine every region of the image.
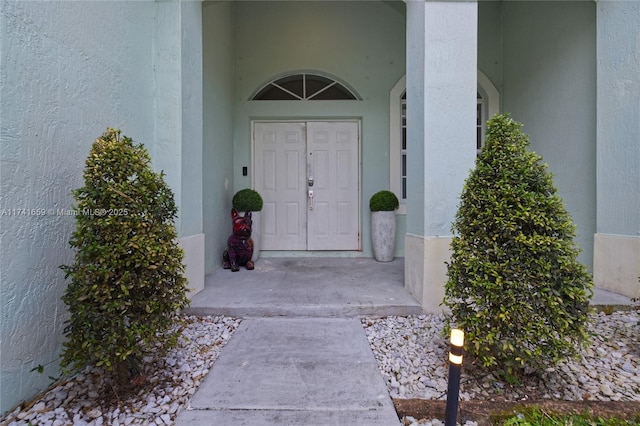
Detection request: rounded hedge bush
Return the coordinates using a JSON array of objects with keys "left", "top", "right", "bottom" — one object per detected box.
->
[
  {"left": 369, "top": 190, "right": 399, "bottom": 212},
  {"left": 443, "top": 114, "right": 593, "bottom": 380},
  {"left": 60, "top": 129, "right": 189, "bottom": 384},
  {"left": 232, "top": 188, "right": 263, "bottom": 212}
]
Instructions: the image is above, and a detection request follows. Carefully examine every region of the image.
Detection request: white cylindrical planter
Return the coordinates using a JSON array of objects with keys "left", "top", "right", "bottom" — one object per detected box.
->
[{"left": 371, "top": 211, "right": 396, "bottom": 262}]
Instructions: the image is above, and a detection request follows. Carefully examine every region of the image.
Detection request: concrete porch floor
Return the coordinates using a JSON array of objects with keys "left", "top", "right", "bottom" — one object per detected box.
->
[
  {"left": 184, "top": 257, "right": 424, "bottom": 318},
  {"left": 182, "top": 257, "right": 635, "bottom": 318}
]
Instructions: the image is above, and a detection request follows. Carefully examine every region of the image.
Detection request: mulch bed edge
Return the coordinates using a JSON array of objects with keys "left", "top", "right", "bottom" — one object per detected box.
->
[{"left": 393, "top": 399, "right": 640, "bottom": 425}]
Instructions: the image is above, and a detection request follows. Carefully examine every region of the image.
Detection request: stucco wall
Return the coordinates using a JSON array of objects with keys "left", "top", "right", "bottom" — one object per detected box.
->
[
  {"left": 0, "top": 0, "right": 156, "bottom": 414},
  {"left": 231, "top": 0, "right": 406, "bottom": 257},
  {"left": 153, "top": 0, "right": 204, "bottom": 294},
  {"left": 178, "top": 1, "right": 205, "bottom": 294},
  {"left": 404, "top": 0, "right": 477, "bottom": 313},
  {"left": 596, "top": 0, "right": 640, "bottom": 237},
  {"left": 478, "top": 0, "right": 503, "bottom": 106},
  {"left": 1, "top": 0, "right": 204, "bottom": 413},
  {"left": 594, "top": 0, "right": 640, "bottom": 297},
  {"left": 203, "top": 1, "right": 235, "bottom": 273},
  {"left": 153, "top": 0, "right": 183, "bottom": 226},
  {"left": 502, "top": 1, "right": 597, "bottom": 267},
  {"left": 180, "top": 1, "right": 204, "bottom": 239},
  {"left": 150, "top": 0, "right": 203, "bottom": 240},
  {"left": 405, "top": 0, "right": 426, "bottom": 237}
]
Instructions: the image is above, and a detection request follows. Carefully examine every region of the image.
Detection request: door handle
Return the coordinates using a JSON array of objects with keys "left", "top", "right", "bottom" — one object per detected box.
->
[{"left": 308, "top": 190, "right": 314, "bottom": 210}]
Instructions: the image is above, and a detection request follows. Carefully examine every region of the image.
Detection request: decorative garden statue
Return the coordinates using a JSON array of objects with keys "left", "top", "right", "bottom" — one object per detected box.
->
[{"left": 223, "top": 208, "right": 255, "bottom": 272}]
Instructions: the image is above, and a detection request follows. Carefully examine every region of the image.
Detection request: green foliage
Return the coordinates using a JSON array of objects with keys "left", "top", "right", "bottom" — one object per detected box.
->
[
  {"left": 498, "top": 405, "right": 640, "bottom": 425},
  {"left": 443, "top": 114, "right": 593, "bottom": 378},
  {"left": 60, "top": 129, "right": 189, "bottom": 382},
  {"left": 369, "top": 190, "right": 400, "bottom": 212},
  {"left": 232, "top": 188, "right": 263, "bottom": 212}
]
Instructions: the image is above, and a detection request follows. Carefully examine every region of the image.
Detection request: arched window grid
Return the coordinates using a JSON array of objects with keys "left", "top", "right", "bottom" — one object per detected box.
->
[{"left": 251, "top": 72, "right": 361, "bottom": 101}]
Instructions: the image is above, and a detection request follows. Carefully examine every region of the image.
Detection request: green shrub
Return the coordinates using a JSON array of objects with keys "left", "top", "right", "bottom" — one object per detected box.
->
[
  {"left": 369, "top": 190, "right": 399, "bottom": 212},
  {"left": 443, "top": 114, "right": 593, "bottom": 379},
  {"left": 232, "top": 188, "right": 263, "bottom": 212},
  {"left": 60, "top": 129, "right": 189, "bottom": 384}
]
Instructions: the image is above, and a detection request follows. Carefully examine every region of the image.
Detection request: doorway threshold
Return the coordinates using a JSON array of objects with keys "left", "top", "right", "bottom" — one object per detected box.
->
[{"left": 260, "top": 251, "right": 368, "bottom": 258}]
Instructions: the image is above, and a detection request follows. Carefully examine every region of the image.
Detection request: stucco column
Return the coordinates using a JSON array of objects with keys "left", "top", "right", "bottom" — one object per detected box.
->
[
  {"left": 179, "top": 0, "right": 205, "bottom": 297},
  {"left": 405, "top": 0, "right": 477, "bottom": 312},
  {"left": 594, "top": 0, "right": 640, "bottom": 298},
  {"left": 154, "top": 0, "right": 205, "bottom": 296}
]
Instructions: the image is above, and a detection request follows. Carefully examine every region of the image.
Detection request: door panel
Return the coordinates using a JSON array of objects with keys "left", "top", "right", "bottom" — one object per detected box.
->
[
  {"left": 254, "top": 121, "right": 359, "bottom": 251},
  {"left": 255, "top": 122, "right": 307, "bottom": 250},
  {"left": 307, "top": 122, "right": 359, "bottom": 250}
]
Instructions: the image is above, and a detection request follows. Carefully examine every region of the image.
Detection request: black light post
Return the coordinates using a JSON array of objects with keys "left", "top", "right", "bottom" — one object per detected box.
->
[{"left": 444, "top": 329, "right": 464, "bottom": 426}]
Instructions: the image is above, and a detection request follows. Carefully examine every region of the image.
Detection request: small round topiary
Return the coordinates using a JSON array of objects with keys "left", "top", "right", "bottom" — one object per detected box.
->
[
  {"left": 232, "top": 188, "right": 263, "bottom": 212},
  {"left": 369, "top": 190, "right": 399, "bottom": 212}
]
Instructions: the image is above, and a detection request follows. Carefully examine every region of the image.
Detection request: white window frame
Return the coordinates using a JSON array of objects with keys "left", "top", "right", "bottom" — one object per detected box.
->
[
  {"left": 477, "top": 70, "right": 500, "bottom": 152},
  {"left": 389, "top": 76, "right": 407, "bottom": 215},
  {"left": 477, "top": 91, "right": 487, "bottom": 155},
  {"left": 390, "top": 71, "right": 499, "bottom": 215}
]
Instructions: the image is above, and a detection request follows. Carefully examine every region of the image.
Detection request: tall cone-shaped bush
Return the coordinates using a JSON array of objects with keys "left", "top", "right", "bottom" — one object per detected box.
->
[
  {"left": 443, "top": 114, "right": 592, "bottom": 379},
  {"left": 60, "top": 129, "right": 189, "bottom": 383}
]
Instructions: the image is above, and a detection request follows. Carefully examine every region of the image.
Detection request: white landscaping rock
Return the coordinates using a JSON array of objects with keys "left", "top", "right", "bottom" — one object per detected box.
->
[
  {"left": 363, "top": 311, "right": 640, "bottom": 404},
  {"left": 3, "top": 311, "right": 637, "bottom": 425},
  {"left": 0, "top": 316, "right": 241, "bottom": 426}
]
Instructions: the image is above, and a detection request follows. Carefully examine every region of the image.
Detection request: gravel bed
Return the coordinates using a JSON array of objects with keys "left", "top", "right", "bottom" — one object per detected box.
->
[
  {"left": 363, "top": 311, "right": 640, "bottom": 403},
  {"left": 1, "top": 316, "right": 241, "bottom": 426},
  {"left": 2, "top": 311, "right": 637, "bottom": 426}
]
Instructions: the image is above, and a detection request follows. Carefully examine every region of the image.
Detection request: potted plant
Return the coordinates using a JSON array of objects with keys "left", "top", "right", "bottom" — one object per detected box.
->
[
  {"left": 369, "top": 190, "right": 399, "bottom": 262},
  {"left": 232, "top": 188, "right": 264, "bottom": 261}
]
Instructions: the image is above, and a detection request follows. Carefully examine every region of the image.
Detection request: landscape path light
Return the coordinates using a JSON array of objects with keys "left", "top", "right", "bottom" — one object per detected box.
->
[{"left": 445, "top": 328, "right": 464, "bottom": 426}]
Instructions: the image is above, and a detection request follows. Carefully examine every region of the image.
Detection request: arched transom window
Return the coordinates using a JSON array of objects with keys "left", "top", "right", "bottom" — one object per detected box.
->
[{"left": 251, "top": 72, "right": 360, "bottom": 101}]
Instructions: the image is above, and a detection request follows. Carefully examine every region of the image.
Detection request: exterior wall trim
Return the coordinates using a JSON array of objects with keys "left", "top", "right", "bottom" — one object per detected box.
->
[
  {"left": 593, "top": 233, "right": 640, "bottom": 299},
  {"left": 477, "top": 69, "right": 499, "bottom": 118}
]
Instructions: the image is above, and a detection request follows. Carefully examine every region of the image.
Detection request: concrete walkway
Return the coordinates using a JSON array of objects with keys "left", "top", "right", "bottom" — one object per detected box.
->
[
  {"left": 176, "top": 317, "right": 401, "bottom": 425},
  {"left": 177, "top": 258, "right": 417, "bottom": 425},
  {"left": 176, "top": 257, "right": 635, "bottom": 425}
]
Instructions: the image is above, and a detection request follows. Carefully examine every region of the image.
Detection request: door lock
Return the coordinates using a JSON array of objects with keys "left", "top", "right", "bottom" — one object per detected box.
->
[{"left": 308, "top": 176, "right": 314, "bottom": 187}]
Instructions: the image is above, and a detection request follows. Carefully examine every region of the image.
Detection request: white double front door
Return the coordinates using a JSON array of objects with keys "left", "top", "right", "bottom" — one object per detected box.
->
[{"left": 254, "top": 121, "right": 360, "bottom": 251}]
